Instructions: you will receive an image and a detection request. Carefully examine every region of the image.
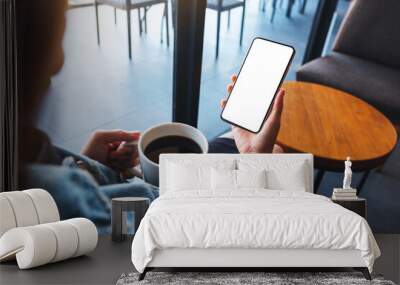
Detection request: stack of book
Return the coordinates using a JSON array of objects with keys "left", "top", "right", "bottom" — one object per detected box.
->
[{"left": 332, "top": 188, "right": 357, "bottom": 200}]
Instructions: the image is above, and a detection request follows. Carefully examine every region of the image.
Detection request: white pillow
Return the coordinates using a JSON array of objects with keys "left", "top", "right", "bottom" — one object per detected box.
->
[
  {"left": 167, "top": 160, "right": 235, "bottom": 191},
  {"left": 236, "top": 169, "right": 267, "bottom": 189},
  {"left": 211, "top": 169, "right": 267, "bottom": 190},
  {"left": 238, "top": 159, "right": 308, "bottom": 191},
  {"left": 211, "top": 169, "right": 236, "bottom": 190}
]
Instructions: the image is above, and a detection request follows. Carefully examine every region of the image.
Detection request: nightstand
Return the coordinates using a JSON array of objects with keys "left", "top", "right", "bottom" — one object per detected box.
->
[
  {"left": 332, "top": 198, "right": 367, "bottom": 218},
  {"left": 112, "top": 197, "right": 149, "bottom": 242}
]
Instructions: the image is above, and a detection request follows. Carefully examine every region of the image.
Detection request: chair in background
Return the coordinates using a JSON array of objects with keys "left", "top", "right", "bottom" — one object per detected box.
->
[
  {"left": 69, "top": 0, "right": 94, "bottom": 9},
  {"left": 94, "top": 0, "right": 170, "bottom": 60},
  {"left": 297, "top": 0, "right": 400, "bottom": 128},
  {"left": 207, "top": 0, "right": 246, "bottom": 58},
  {"left": 259, "top": 0, "right": 307, "bottom": 23}
]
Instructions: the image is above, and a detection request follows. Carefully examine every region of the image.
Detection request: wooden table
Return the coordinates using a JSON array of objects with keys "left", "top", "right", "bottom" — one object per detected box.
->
[{"left": 277, "top": 81, "right": 398, "bottom": 192}]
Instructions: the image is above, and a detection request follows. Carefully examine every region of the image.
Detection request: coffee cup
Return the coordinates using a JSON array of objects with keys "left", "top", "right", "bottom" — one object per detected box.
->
[{"left": 138, "top": 122, "right": 208, "bottom": 186}]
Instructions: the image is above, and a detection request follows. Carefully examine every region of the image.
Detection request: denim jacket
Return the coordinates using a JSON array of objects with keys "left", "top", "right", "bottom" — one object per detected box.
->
[
  {"left": 22, "top": 131, "right": 237, "bottom": 233},
  {"left": 23, "top": 133, "right": 159, "bottom": 234}
]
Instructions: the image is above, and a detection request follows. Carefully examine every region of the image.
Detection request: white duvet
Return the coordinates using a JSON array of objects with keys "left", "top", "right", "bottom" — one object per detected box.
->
[{"left": 131, "top": 190, "right": 380, "bottom": 273}]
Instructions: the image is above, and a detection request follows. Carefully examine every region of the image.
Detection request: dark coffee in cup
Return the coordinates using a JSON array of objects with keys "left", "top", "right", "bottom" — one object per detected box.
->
[
  {"left": 139, "top": 122, "right": 208, "bottom": 186},
  {"left": 144, "top": 135, "right": 202, "bottom": 164}
]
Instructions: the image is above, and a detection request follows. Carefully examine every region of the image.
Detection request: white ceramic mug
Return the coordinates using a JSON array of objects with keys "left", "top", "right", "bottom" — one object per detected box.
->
[{"left": 138, "top": 122, "right": 209, "bottom": 186}]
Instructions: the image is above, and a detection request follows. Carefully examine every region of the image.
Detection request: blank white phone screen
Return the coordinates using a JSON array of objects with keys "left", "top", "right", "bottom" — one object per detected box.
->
[{"left": 221, "top": 38, "right": 294, "bottom": 132}]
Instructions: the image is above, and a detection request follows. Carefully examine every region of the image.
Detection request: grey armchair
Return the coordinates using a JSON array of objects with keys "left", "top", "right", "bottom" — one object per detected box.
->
[{"left": 297, "top": 0, "right": 400, "bottom": 126}]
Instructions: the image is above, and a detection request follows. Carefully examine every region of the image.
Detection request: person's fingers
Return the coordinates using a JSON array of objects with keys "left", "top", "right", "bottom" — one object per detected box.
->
[
  {"left": 110, "top": 149, "right": 131, "bottom": 158},
  {"left": 231, "top": 74, "right": 237, "bottom": 83},
  {"left": 110, "top": 147, "right": 138, "bottom": 158},
  {"left": 110, "top": 153, "right": 139, "bottom": 170},
  {"left": 220, "top": 99, "right": 227, "bottom": 109},
  {"left": 226, "top": 83, "right": 234, "bottom": 94},
  {"left": 108, "top": 141, "right": 121, "bottom": 150},
  {"left": 130, "top": 156, "right": 140, "bottom": 167},
  {"left": 110, "top": 160, "right": 131, "bottom": 171},
  {"left": 94, "top": 130, "right": 141, "bottom": 143},
  {"left": 272, "top": 144, "right": 285, "bottom": 153}
]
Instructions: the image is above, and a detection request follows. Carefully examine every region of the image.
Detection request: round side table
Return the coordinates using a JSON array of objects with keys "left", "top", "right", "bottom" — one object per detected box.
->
[
  {"left": 277, "top": 81, "right": 398, "bottom": 193},
  {"left": 111, "top": 197, "right": 149, "bottom": 242}
]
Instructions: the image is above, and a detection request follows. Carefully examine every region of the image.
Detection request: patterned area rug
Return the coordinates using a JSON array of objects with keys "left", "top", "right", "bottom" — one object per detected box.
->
[{"left": 117, "top": 272, "right": 395, "bottom": 285}]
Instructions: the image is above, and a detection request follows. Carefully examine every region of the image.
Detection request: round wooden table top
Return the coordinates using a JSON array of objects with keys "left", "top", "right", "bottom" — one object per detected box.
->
[{"left": 277, "top": 81, "right": 398, "bottom": 172}]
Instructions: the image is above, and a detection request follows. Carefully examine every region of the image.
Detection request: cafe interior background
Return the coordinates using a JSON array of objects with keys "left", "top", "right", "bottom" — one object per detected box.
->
[{"left": 34, "top": 0, "right": 400, "bottom": 234}]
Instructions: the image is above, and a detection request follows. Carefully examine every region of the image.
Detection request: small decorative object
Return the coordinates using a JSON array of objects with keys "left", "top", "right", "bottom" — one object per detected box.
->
[
  {"left": 343, "top": 156, "right": 353, "bottom": 189},
  {"left": 332, "top": 188, "right": 357, "bottom": 200},
  {"left": 332, "top": 157, "right": 357, "bottom": 200},
  {"left": 111, "top": 197, "right": 149, "bottom": 242}
]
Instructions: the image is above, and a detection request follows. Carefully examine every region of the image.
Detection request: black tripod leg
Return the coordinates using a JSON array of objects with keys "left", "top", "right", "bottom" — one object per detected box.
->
[
  {"left": 314, "top": 170, "right": 325, "bottom": 193},
  {"left": 357, "top": 170, "right": 370, "bottom": 195}
]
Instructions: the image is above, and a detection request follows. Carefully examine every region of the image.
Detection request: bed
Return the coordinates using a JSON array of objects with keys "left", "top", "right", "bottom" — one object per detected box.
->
[{"left": 131, "top": 154, "right": 380, "bottom": 280}]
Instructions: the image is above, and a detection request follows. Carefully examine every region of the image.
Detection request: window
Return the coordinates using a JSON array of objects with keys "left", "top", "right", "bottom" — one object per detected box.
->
[
  {"left": 198, "top": 0, "right": 319, "bottom": 138},
  {"left": 38, "top": 0, "right": 174, "bottom": 152}
]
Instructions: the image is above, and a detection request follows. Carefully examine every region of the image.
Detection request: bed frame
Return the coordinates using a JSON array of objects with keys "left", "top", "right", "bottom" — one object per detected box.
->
[
  {"left": 138, "top": 154, "right": 371, "bottom": 281},
  {"left": 140, "top": 248, "right": 370, "bottom": 280}
]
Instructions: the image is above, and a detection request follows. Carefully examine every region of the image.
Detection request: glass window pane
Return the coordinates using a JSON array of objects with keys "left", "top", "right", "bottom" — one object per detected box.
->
[
  {"left": 198, "top": 0, "right": 319, "bottom": 138},
  {"left": 38, "top": 1, "right": 173, "bottom": 153}
]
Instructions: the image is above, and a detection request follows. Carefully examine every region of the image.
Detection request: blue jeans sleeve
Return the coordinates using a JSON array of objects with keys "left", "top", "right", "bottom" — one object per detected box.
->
[
  {"left": 25, "top": 165, "right": 158, "bottom": 232},
  {"left": 26, "top": 164, "right": 112, "bottom": 226},
  {"left": 100, "top": 177, "right": 159, "bottom": 202},
  {"left": 208, "top": 138, "right": 239, "bottom": 153}
]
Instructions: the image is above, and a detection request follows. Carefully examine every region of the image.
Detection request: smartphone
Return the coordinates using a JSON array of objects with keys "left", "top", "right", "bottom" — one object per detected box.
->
[{"left": 221, "top": 37, "right": 295, "bottom": 133}]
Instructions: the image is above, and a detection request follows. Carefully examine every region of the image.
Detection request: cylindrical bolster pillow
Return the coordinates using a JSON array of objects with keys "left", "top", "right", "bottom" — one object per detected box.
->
[
  {"left": 0, "top": 196, "right": 17, "bottom": 237},
  {"left": 0, "top": 226, "right": 57, "bottom": 268},
  {"left": 65, "top": 218, "right": 98, "bottom": 257},
  {"left": 1, "top": 192, "right": 39, "bottom": 227},
  {"left": 0, "top": 189, "right": 60, "bottom": 238},
  {"left": 42, "top": 221, "right": 79, "bottom": 262},
  {"left": 23, "top": 189, "right": 60, "bottom": 224},
  {"left": 0, "top": 218, "right": 98, "bottom": 269}
]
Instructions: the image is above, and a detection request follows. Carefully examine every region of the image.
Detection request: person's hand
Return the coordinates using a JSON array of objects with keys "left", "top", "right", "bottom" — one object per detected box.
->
[
  {"left": 81, "top": 130, "right": 140, "bottom": 171},
  {"left": 220, "top": 74, "right": 285, "bottom": 153}
]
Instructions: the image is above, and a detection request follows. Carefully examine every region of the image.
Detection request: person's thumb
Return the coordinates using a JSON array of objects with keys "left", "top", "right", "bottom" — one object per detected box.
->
[
  {"left": 259, "top": 89, "right": 285, "bottom": 138},
  {"left": 270, "top": 89, "right": 285, "bottom": 118}
]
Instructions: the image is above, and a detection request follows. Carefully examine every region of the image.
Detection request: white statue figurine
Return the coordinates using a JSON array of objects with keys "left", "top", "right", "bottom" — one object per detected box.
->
[{"left": 343, "top": 157, "right": 352, "bottom": 189}]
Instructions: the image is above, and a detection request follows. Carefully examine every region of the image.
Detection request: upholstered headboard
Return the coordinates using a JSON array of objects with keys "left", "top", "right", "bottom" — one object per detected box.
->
[{"left": 159, "top": 154, "right": 314, "bottom": 195}]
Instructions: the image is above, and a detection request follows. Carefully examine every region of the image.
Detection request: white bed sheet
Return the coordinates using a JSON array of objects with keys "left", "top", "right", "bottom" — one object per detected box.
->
[{"left": 131, "top": 190, "right": 380, "bottom": 273}]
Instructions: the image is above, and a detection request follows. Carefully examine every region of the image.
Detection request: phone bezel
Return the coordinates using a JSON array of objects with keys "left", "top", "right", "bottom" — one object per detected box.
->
[{"left": 220, "top": 37, "right": 295, "bottom": 133}]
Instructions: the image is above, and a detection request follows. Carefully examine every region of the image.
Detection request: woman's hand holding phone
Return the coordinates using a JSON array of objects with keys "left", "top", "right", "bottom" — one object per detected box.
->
[{"left": 221, "top": 74, "right": 285, "bottom": 154}]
